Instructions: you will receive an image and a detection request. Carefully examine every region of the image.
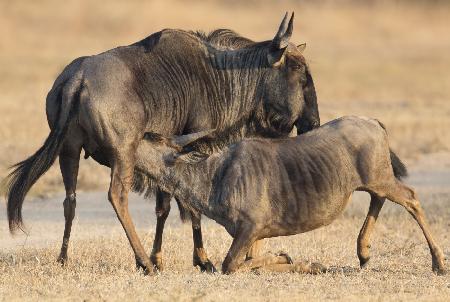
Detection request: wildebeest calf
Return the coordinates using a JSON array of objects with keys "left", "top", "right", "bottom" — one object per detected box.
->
[{"left": 135, "top": 116, "right": 446, "bottom": 274}]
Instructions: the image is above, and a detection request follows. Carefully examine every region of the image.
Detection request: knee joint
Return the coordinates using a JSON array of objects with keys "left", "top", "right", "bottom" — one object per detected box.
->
[
  {"left": 408, "top": 199, "right": 422, "bottom": 213},
  {"left": 155, "top": 205, "right": 171, "bottom": 218},
  {"left": 64, "top": 193, "right": 76, "bottom": 204},
  {"left": 65, "top": 193, "right": 76, "bottom": 202},
  {"left": 63, "top": 193, "right": 76, "bottom": 220}
]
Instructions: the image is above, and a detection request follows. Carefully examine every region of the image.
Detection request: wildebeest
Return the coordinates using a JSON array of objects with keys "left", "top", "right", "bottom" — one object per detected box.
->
[
  {"left": 137, "top": 116, "right": 446, "bottom": 274},
  {"left": 3, "top": 13, "right": 320, "bottom": 274}
]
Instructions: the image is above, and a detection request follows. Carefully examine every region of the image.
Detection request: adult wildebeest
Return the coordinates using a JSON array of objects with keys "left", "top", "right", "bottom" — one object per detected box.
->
[
  {"left": 3, "top": 13, "right": 320, "bottom": 274},
  {"left": 137, "top": 116, "right": 446, "bottom": 274}
]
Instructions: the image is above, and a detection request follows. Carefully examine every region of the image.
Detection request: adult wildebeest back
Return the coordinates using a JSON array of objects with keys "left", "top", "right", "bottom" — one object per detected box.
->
[
  {"left": 138, "top": 116, "right": 446, "bottom": 275},
  {"left": 3, "top": 13, "right": 320, "bottom": 273}
]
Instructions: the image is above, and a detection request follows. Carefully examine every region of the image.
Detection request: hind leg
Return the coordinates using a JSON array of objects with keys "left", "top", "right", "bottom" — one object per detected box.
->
[
  {"left": 191, "top": 213, "right": 216, "bottom": 273},
  {"left": 386, "top": 180, "right": 446, "bottom": 275},
  {"left": 357, "top": 193, "right": 385, "bottom": 268},
  {"left": 149, "top": 189, "right": 171, "bottom": 271},
  {"left": 57, "top": 142, "right": 82, "bottom": 265}
]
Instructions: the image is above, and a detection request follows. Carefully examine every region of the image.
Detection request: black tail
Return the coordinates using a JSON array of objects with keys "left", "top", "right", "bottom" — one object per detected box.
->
[
  {"left": 375, "top": 119, "right": 408, "bottom": 180},
  {"left": 390, "top": 149, "right": 408, "bottom": 180},
  {"left": 2, "top": 74, "right": 82, "bottom": 233}
]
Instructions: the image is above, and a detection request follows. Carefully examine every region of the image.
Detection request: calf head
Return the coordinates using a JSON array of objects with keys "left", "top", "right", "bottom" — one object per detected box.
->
[{"left": 142, "top": 130, "right": 213, "bottom": 171}]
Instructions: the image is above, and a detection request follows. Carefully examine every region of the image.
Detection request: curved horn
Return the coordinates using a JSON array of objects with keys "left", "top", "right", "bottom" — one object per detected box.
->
[
  {"left": 272, "top": 12, "right": 294, "bottom": 49},
  {"left": 171, "top": 129, "right": 215, "bottom": 147}
]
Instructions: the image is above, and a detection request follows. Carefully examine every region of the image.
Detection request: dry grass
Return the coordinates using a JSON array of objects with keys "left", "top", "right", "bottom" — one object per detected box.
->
[{"left": 1, "top": 177, "right": 449, "bottom": 301}]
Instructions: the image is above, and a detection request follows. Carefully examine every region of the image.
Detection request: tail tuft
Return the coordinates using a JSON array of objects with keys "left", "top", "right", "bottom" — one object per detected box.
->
[
  {"left": 3, "top": 73, "right": 81, "bottom": 233},
  {"left": 390, "top": 149, "right": 408, "bottom": 180},
  {"left": 376, "top": 119, "right": 408, "bottom": 180},
  {"left": 3, "top": 131, "right": 62, "bottom": 233}
]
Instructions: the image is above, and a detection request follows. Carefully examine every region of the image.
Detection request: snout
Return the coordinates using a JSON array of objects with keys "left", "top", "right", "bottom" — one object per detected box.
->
[{"left": 296, "top": 118, "right": 320, "bottom": 135}]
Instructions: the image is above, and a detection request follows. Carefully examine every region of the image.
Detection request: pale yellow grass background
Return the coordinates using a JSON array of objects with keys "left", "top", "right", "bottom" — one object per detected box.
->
[
  {"left": 0, "top": 0, "right": 450, "bottom": 301},
  {"left": 1, "top": 0, "right": 450, "bottom": 195}
]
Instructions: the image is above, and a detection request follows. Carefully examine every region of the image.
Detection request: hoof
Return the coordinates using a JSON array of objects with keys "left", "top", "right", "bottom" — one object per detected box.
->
[
  {"left": 57, "top": 255, "right": 68, "bottom": 266},
  {"left": 144, "top": 266, "right": 157, "bottom": 276},
  {"left": 135, "top": 261, "right": 151, "bottom": 273},
  {"left": 276, "top": 252, "right": 294, "bottom": 265},
  {"left": 151, "top": 263, "right": 163, "bottom": 273},
  {"left": 195, "top": 260, "right": 217, "bottom": 273},
  {"left": 310, "top": 262, "right": 327, "bottom": 274},
  {"left": 137, "top": 265, "right": 155, "bottom": 276},
  {"left": 359, "top": 256, "right": 370, "bottom": 269},
  {"left": 433, "top": 267, "right": 447, "bottom": 276},
  {"left": 136, "top": 258, "right": 156, "bottom": 276},
  {"left": 432, "top": 255, "right": 446, "bottom": 276},
  {"left": 150, "top": 253, "right": 164, "bottom": 272}
]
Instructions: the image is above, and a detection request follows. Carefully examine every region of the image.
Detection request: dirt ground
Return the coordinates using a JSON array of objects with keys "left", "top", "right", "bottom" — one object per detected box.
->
[{"left": 1, "top": 153, "right": 449, "bottom": 301}]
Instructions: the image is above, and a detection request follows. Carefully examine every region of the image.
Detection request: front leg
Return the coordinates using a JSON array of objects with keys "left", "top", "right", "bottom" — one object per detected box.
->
[
  {"left": 148, "top": 190, "right": 171, "bottom": 272},
  {"left": 191, "top": 212, "right": 217, "bottom": 273},
  {"left": 221, "top": 223, "right": 325, "bottom": 274},
  {"left": 222, "top": 223, "right": 258, "bottom": 274}
]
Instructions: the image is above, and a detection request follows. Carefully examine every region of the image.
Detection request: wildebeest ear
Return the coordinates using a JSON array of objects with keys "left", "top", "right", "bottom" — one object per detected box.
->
[
  {"left": 173, "top": 151, "right": 210, "bottom": 164},
  {"left": 268, "top": 12, "right": 294, "bottom": 66},
  {"left": 267, "top": 47, "right": 287, "bottom": 66},
  {"left": 297, "top": 43, "right": 306, "bottom": 53},
  {"left": 271, "top": 12, "right": 294, "bottom": 50}
]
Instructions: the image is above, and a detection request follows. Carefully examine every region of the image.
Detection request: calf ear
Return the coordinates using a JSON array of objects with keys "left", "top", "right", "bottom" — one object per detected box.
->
[{"left": 173, "top": 151, "right": 210, "bottom": 164}]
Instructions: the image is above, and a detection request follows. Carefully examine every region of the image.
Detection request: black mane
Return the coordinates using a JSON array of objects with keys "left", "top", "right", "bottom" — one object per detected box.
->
[{"left": 190, "top": 29, "right": 255, "bottom": 49}]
